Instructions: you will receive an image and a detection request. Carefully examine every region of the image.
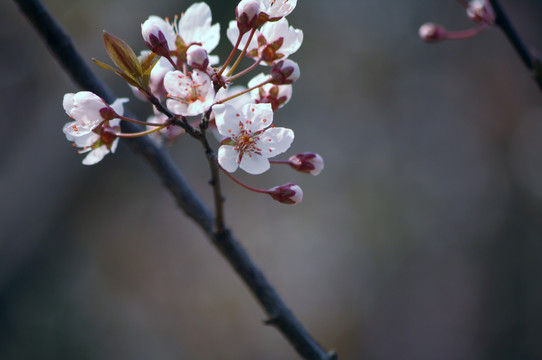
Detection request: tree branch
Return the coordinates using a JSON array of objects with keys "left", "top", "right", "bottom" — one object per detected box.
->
[
  {"left": 12, "top": 0, "right": 335, "bottom": 359},
  {"left": 489, "top": 0, "right": 542, "bottom": 91}
]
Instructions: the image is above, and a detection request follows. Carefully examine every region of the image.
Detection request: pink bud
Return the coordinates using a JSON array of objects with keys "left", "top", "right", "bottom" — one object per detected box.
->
[
  {"left": 418, "top": 23, "right": 447, "bottom": 43},
  {"left": 141, "top": 18, "right": 173, "bottom": 57},
  {"left": 187, "top": 45, "right": 209, "bottom": 70},
  {"left": 270, "top": 59, "right": 300, "bottom": 85},
  {"left": 466, "top": 0, "right": 495, "bottom": 24},
  {"left": 236, "top": 0, "right": 267, "bottom": 33},
  {"left": 267, "top": 183, "right": 303, "bottom": 205},
  {"left": 288, "top": 152, "right": 324, "bottom": 175}
]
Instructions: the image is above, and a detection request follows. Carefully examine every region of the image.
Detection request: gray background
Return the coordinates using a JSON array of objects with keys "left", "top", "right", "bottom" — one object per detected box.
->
[{"left": 2, "top": 0, "right": 542, "bottom": 359}]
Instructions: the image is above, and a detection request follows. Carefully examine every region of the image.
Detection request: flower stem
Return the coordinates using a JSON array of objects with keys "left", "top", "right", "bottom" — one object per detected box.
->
[
  {"left": 117, "top": 115, "right": 166, "bottom": 127},
  {"left": 226, "top": 28, "right": 257, "bottom": 77},
  {"left": 114, "top": 124, "right": 168, "bottom": 138},
  {"left": 214, "top": 77, "right": 272, "bottom": 105},
  {"left": 443, "top": 24, "right": 488, "bottom": 40},
  {"left": 221, "top": 168, "right": 269, "bottom": 194},
  {"left": 269, "top": 159, "right": 291, "bottom": 165},
  {"left": 217, "top": 32, "right": 243, "bottom": 77},
  {"left": 228, "top": 57, "right": 263, "bottom": 82}
]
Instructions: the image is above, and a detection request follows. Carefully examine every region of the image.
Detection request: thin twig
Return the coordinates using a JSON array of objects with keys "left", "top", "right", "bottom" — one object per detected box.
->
[
  {"left": 12, "top": 0, "right": 335, "bottom": 359},
  {"left": 489, "top": 0, "right": 542, "bottom": 91}
]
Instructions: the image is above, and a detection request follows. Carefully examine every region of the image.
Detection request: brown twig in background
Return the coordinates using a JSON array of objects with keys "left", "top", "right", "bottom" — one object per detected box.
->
[{"left": 489, "top": 0, "right": 542, "bottom": 91}]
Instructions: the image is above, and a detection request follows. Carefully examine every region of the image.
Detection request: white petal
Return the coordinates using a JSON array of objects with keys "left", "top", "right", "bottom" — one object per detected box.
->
[
  {"left": 258, "top": 127, "right": 294, "bottom": 157},
  {"left": 208, "top": 54, "right": 220, "bottom": 66},
  {"left": 200, "top": 23, "right": 221, "bottom": 53},
  {"left": 142, "top": 16, "right": 177, "bottom": 49},
  {"left": 166, "top": 98, "right": 189, "bottom": 116},
  {"left": 213, "top": 104, "right": 241, "bottom": 137},
  {"left": 62, "top": 93, "right": 75, "bottom": 114},
  {"left": 239, "top": 153, "right": 270, "bottom": 174},
  {"left": 72, "top": 131, "right": 99, "bottom": 148},
  {"left": 178, "top": 3, "right": 220, "bottom": 52},
  {"left": 240, "top": 103, "right": 273, "bottom": 132},
  {"left": 110, "top": 98, "right": 129, "bottom": 116},
  {"left": 261, "top": 18, "right": 303, "bottom": 57},
  {"left": 247, "top": 73, "right": 269, "bottom": 89},
  {"left": 66, "top": 91, "right": 107, "bottom": 129},
  {"left": 63, "top": 121, "right": 92, "bottom": 137},
  {"left": 263, "top": 0, "right": 297, "bottom": 19},
  {"left": 226, "top": 21, "right": 239, "bottom": 48},
  {"left": 186, "top": 100, "right": 208, "bottom": 117},
  {"left": 163, "top": 70, "right": 191, "bottom": 97},
  {"left": 82, "top": 146, "right": 109, "bottom": 165},
  {"left": 218, "top": 145, "right": 240, "bottom": 173},
  {"left": 110, "top": 138, "right": 120, "bottom": 153},
  {"left": 215, "top": 86, "right": 253, "bottom": 109},
  {"left": 226, "top": 20, "right": 258, "bottom": 52}
]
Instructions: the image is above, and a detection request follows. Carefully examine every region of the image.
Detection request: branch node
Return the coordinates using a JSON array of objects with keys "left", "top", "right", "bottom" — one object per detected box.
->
[{"left": 263, "top": 316, "right": 279, "bottom": 326}]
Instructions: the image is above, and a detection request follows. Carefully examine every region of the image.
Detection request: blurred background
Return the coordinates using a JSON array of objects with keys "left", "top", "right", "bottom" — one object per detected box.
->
[{"left": 2, "top": 0, "right": 542, "bottom": 359}]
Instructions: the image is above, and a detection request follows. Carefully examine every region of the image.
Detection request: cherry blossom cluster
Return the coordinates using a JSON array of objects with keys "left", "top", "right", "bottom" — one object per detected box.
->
[
  {"left": 61, "top": 0, "right": 323, "bottom": 205},
  {"left": 419, "top": 0, "right": 495, "bottom": 43}
]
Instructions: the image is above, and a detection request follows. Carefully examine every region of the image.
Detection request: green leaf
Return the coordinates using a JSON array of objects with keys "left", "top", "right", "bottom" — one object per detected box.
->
[
  {"left": 141, "top": 52, "right": 160, "bottom": 75},
  {"left": 103, "top": 31, "right": 143, "bottom": 81},
  {"left": 92, "top": 58, "right": 141, "bottom": 88},
  {"left": 140, "top": 52, "right": 160, "bottom": 89}
]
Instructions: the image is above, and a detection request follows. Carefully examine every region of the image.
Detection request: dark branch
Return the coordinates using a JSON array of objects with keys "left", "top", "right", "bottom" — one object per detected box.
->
[
  {"left": 489, "top": 0, "right": 542, "bottom": 91},
  {"left": 12, "top": 0, "right": 334, "bottom": 358}
]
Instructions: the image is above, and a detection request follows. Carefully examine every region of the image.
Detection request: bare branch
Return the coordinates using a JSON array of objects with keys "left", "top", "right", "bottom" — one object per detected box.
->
[
  {"left": 12, "top": 0, "right": 335, "bottom": 358},
  {"left": 489, "top": 0, "right": 542, "bottom": 91}
]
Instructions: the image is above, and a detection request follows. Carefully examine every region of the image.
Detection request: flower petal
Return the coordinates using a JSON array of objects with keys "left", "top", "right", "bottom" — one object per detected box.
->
[
  {"left": 258, "top": 127, "right": 294, "bottom": 157},
  {"left": 218, "top": 145, "right": 240, "bottom": 173},
  {"left": 240, "top": 103, "right": 273, "bottom": 132},
  {"left": 226, "top": 20, "right": 258, "bottom": 51},
  {"left": 213, "top": 104, "right": 241, "bottom": 137},
  {"left": 82, "top": 145, "right": 109, "bottom": 165},
  {"left": 178, "top": 2, "right": 220, "bottom": 52},
  {"left": 109, "top": 98, "right": 129, "bottom": 116},
  {"left": 239, "top": 153, "right": 270, "bottom": 174}
]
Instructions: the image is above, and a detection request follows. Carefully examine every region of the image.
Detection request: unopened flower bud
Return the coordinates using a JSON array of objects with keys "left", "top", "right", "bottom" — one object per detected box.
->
[
  {"left": 236, "top": 0, "right": 266, "bottom": 33},
  {"left": 267, "top": 183, "right": 303, "bottom": 205},
  {"left": 418, "top": 23, "right": 447, "bottom": 43},
  {"left": 187, "top": 45, "right": 209, "bottom": 70},
  {"left": 141, "top": 17, "right": 175, "bottom": 57},
  {"left": 270, "top": 59, "right": 300, "bottom": 85},
  {"left": 288, "top": 152, "right": 324, "bottom": 175},
  {"left": 466, "top": 0, "right": 495, "bottom": 24}
]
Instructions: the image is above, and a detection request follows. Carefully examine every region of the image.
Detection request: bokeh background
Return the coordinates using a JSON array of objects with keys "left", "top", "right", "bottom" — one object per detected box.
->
[{"left": 2, "top": 0, "right": 542, "bottom": 359}]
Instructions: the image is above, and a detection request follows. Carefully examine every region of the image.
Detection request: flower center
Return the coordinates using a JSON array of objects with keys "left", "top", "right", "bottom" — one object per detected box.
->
[{"left": 232, "top": 129, "right": 262, "bottom": 163}]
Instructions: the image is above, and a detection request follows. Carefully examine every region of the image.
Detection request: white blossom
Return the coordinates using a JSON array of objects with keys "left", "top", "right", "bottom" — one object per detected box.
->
[
  {"left": 213, "top": 103, "right": 294, "bottom": 174},
  {"left": 164, "top": 69, "right": 215, "bottom": 116}
]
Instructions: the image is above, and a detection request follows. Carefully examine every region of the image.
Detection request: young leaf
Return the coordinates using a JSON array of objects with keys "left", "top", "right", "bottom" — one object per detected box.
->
[{"left": 103, "top": 31, "right": 143, "bottom": 82}]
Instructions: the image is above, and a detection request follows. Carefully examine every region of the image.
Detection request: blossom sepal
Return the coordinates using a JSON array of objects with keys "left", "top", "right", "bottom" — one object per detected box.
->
[{"left": 267, "top": 183, "right": 303, "bottom": 205}]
